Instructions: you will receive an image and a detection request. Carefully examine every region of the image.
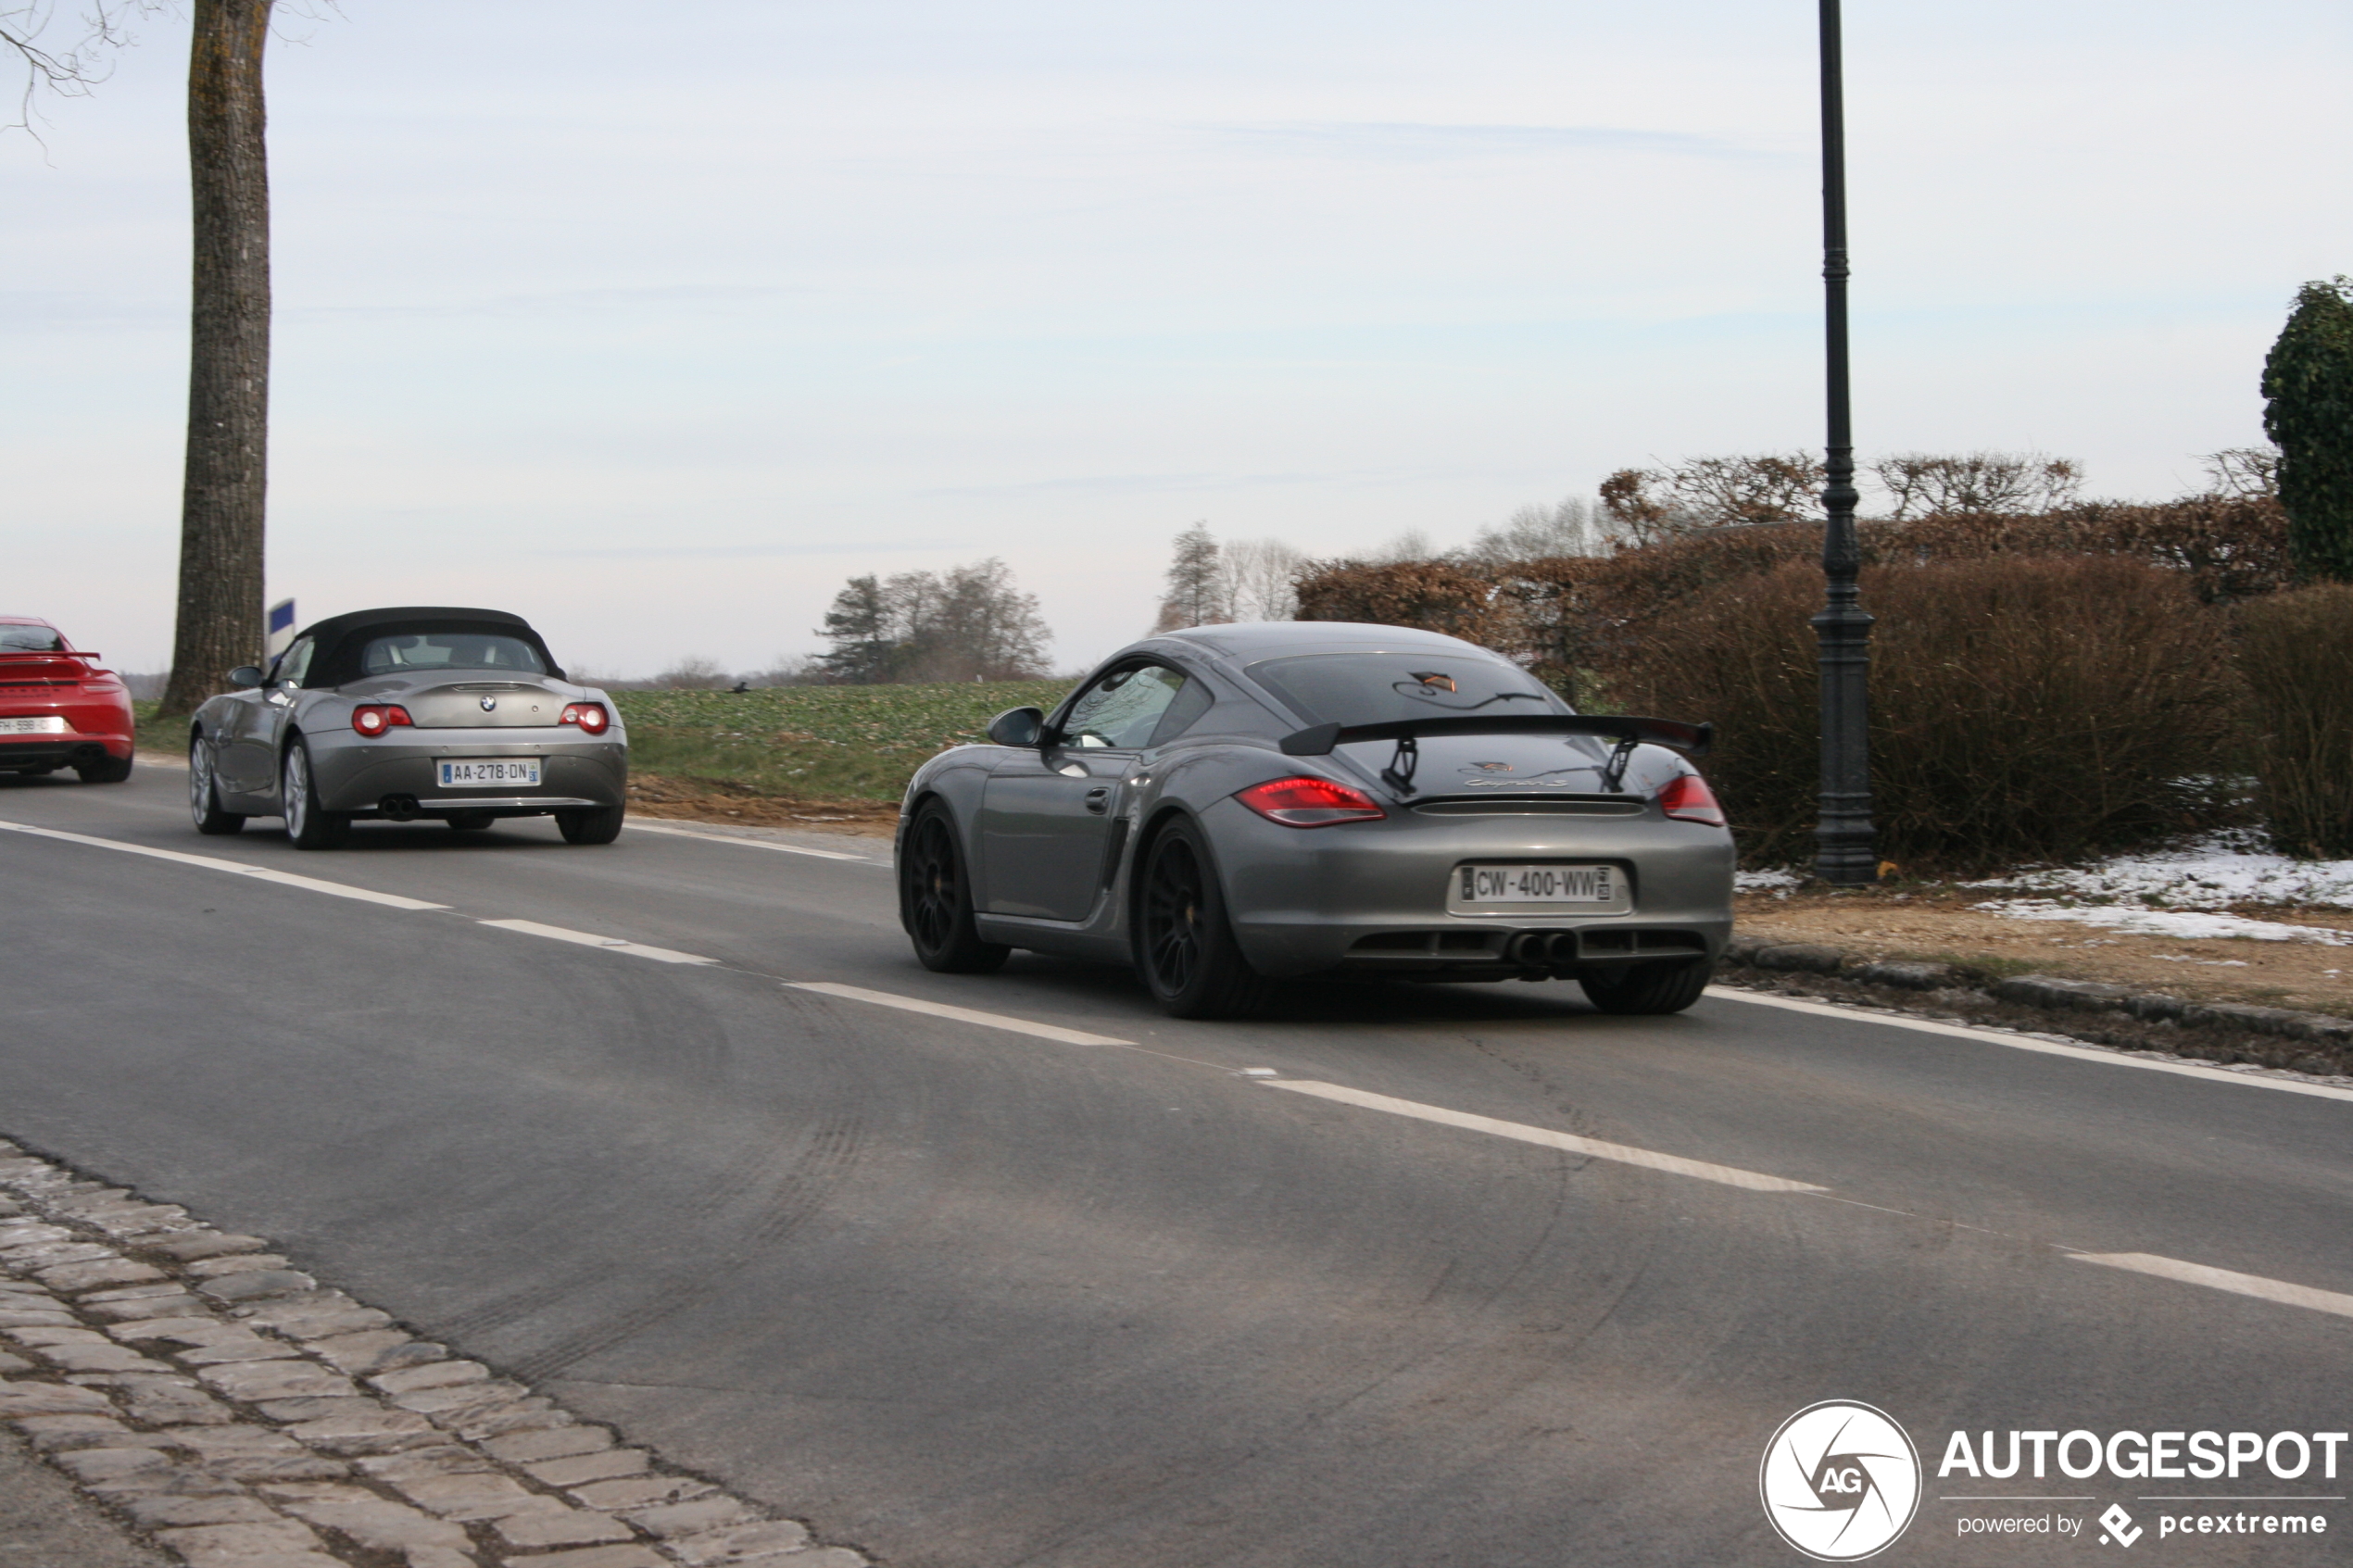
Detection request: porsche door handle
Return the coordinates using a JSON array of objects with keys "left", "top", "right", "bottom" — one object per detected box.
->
[{"left": 1083, "top": 787, "right": 1112, "bottom": 814}]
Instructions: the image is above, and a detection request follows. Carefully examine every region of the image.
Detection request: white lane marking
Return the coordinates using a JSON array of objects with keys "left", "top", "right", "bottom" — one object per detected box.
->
[
  {"left": 1263, "top": 1079, "right": 1826, "bottom": 1193},
  {"left": 1707, "top": 986, "right": 2353, "bottom": 1105},
  {"left": 786, "top": 981, "right": 1132, "bottom": 1047},
  {"left": 625, "top": 820, "right": 869, "bottom": 861},
  {"left": 0, "top": 818, "right": 447, "bottom": 911},
  {"left": 2070, "top": 1252, "right": 2353, "bottom": 1320},
  {"left": 476, "top": 918, "right": 717, "bottom": 966}
]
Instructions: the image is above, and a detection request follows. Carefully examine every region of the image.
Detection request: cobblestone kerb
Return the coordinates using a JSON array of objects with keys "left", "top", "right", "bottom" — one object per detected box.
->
[
  {"left": 1721, "top": 935, "right": 2353, "bottom": 1082},
  {"left": 0, "top": 1143, "right": 869, "bottom": 1568}
]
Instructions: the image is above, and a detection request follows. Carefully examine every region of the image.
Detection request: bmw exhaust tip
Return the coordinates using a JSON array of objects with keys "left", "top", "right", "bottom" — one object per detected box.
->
[{"left": 380, "top": 794, "right": 421, "bottom": 822}]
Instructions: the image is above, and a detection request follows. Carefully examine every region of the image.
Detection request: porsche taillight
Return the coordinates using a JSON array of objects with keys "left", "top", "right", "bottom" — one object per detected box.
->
[
  {"left": 1656, "top": 771, "right": 1726, "bottom": 826},
  {"left": 352, "top": 705, "right": 414, "bottom": 737},
  {"left": 1235, "top": 775, "right": 1386, "bottom": 827},
  {"left": 560, "top": 702, "right": 610, "bottom": 734}
]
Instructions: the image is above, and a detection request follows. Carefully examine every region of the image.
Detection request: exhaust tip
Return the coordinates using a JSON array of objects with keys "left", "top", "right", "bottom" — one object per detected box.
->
[
  {"left": 380, "top": 794, "right": 421, "bottom": 822},
  {"left": 1545, "top": 931, "right": 1579, "bottom": 965},
  {"left": 1505, "top": 932, "right": 1547, "bottom": 968}
]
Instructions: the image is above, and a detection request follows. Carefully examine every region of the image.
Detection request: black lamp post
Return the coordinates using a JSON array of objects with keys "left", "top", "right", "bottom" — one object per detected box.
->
[{"left": 1813, "top": 0, "right": 1876, "bottom": 884}]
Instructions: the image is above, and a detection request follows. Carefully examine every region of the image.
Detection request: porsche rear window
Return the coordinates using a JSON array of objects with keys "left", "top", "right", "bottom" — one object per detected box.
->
[
  {"left": 359, "top": 633, "right": 547, "bottom": 676},
  {"left": 0, "top": 625, "right": 64, "bottom": 653},
  {"left": 1246, "top": 653, "right": 1565, "bottom": 725}
]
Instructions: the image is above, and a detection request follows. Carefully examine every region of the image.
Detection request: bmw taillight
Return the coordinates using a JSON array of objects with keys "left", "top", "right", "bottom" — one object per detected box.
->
[
  {"left": 1235, "top": 775, "right": 1386, "bottom": 827},
  {"left": 351, "top": 705, "right": 414, "bottom": 737},
  {"left": 560, "top": 702, "right": 610, "bottom": 734},
  {"left": 1656, "top": 771, "right": 1726, "bottom": 826}
]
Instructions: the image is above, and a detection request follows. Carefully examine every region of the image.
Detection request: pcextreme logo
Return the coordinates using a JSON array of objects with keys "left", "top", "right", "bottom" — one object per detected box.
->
[{"left": 1762, "top": 1400, "right": 1924, "bottom": 1561}]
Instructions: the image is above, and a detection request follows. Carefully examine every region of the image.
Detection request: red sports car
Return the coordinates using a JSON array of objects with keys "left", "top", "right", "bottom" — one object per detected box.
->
[{"left": 0, "top": 617, "right": 135, "bottom": 784}]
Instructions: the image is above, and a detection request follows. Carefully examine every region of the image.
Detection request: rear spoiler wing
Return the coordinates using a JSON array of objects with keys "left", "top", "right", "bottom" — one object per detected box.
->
[{"left": 1279, "top": 714, "right": 1713, "bottom": 759}]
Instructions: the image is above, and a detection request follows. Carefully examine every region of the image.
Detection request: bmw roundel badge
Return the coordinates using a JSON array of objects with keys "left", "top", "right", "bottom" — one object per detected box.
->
[{"left": 480, "top": 697, "right": 497, "bottom": 711}]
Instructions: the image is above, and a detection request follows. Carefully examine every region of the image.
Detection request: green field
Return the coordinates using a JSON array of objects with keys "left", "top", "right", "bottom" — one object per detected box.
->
[
  {"left": 140, "top": 683, "right": 1072, "bottom": 802},
  {"left": 616, "top": 681, "right": 1071, "bottom": 800}
]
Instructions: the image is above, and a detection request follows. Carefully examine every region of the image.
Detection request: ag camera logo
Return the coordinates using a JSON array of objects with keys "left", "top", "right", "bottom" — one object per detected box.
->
[{"left": 1761, "top": 1400, "right": 1923, "bottom": 1561}]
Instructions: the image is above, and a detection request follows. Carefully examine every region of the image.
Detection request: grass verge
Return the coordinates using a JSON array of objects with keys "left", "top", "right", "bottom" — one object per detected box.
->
[{"left": 614, "top": 682, "right": 1067, "bottom": 802}]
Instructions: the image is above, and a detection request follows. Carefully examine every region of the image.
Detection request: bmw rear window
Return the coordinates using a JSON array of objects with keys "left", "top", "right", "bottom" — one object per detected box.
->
[
  {"left": 360, "top": 633, "right": 547, "bottom": 675},
  {"left": 1246, "top": 653, "right": 1566, "bottom": 725}
]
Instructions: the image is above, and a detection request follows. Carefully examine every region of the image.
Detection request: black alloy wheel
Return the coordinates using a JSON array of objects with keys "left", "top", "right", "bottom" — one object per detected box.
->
[
  {"left": 900, "top": 803, "right": 1008, "bottom": 973},
  {"left": 281, "top": 738, "right": 349, "bottom": 850},
  {"left": 188, "top": 736, "right": 245, "bottom": 835},
  {"left": 1579, "top": 957, "right": 1715, "bottom": 1015},
  {"left": 1137, "top": 818, "right": 1272, "bottom": 1019}
]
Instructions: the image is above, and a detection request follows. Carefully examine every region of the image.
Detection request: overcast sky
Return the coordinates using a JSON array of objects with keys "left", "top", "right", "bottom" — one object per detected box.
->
[{"left": 7, "top": 0, "right": 2348, "bottom": 677}]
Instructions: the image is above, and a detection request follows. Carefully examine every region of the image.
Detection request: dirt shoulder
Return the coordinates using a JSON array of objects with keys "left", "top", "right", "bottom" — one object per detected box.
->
[
  {"left": 1739, "top": 885, "right": 2353, "bottom": 1018},
  {"left": 625, "top": 771, "right": 900, "bottom": 838}
]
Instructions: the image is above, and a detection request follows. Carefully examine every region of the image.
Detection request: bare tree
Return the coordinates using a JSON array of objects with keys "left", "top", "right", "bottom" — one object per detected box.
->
[
  {"left": 1221, "top": 537, "right": 1304, "bottom": 622},
  {"left": 1457, "top": 495, "right": 1617, "bottom": 564},
  {"left": 1869, "top": 451, "right": 2082, "bottom": 520},
  {"left": 1, "top": 1, "right": 157, "bottom": 134},
  {"left": 2202, "top": 445, "right": 2281, "bottom": 500},
  {"left": 1600, "top": 455, "right": 1825, "bottom": 540},
  {"left": 652, "top": 655, "right": 730, "bottom": 689},
  {"left": 816, "top": 559, "right": 1052, "bottom": 682},
  {"left": 1153, "top": 523, "right": 1231, "bottom": 631}
]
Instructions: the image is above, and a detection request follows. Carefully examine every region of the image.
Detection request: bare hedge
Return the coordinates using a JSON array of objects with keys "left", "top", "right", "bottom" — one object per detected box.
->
[
  {"left": 2238, "top": 583, "right": 2353, "bottom": 858},
  {"left": 1298, "top": 495, "right": 2288, "bottom": 690},
  {"left": 1604, "top": 556, "right": 2243, "bottom": 869}
]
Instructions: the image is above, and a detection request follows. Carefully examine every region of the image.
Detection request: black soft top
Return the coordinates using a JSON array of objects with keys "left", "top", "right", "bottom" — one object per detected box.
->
[{"left": 291, "top": 606, "right": 565, "bottom": 687}]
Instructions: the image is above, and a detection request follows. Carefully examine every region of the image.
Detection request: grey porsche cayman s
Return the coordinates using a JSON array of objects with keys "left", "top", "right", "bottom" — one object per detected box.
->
[{"left": 898, "top": 621, "right": 1732, "bottom": 1019}]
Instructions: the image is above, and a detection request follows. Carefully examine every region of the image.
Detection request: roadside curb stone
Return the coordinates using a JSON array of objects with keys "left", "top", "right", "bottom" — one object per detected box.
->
[
  {"left": 1722, "top": 932, "right": 2353, "bottom": 1081},
  {"left": 0, "top": 1137, "right": 872, "bottom": 1568}
]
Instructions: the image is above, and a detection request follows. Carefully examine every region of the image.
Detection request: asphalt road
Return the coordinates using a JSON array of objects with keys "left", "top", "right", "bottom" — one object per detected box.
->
[{"left": 4, "top": 766, "right": 2348, "bottom": 1566}]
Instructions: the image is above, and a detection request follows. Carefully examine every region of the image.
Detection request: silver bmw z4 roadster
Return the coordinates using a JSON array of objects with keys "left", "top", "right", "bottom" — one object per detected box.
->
[
  {"left": 898, "top": 621, "right": 1733, "bottom": 1019},
  {"left": 187, "top": 606, "right": 627, "bottom": 848}
]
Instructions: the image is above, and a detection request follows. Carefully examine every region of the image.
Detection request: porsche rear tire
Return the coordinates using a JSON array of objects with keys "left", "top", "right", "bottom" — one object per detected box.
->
[
  {"left": 77, "top": 753, "right": 133, "bottom": 784},
  {"left": 555, "top": 805, "right": 624, "bottom": 845},
  {"left": 189, "top": 737, "right": 245, "bottom": 835},
  {"left": 1138, "top": 818, "right": 1273, "bottom": 1020},
  {"left": 900, "top": 802, "right": 1009, "bottom": 973},
  {"left": 1579, "top": 957, "right": 1714, "bottom": 1015},
  {"left": 282, "top": 739, "right": 349, "bottom": 849}
]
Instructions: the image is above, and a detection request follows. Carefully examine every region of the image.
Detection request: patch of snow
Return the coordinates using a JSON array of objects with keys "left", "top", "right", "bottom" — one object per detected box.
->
[
  {"left": 1736, "top": 870, "right": 1801, "bottom": 891},
  {"left": 1967, "top": 830, "right": 2353, "bottom": 909},
  {"left": 1974, "top": 899, "right": 2353, "bottom": 946}
]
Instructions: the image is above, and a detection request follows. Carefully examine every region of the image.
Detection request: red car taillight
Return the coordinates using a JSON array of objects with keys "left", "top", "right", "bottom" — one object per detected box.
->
[
  {"left": 351, "top": 705, "right": 414, "bottom": 737},
  {"left": 1656, "top": 771, "right": 1726, "bottom": 826},
  {"left": 1235, "top": 775, "right": 1386, "bottom": 827},
  {"left": 560, "top": 702, "right": 610, "bottom": 734}
]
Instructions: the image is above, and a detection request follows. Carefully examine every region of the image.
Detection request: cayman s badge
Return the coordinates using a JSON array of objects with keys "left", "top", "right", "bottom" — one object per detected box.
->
[{"left": 480, "top": 697, "right": 497, "bottom": 712}]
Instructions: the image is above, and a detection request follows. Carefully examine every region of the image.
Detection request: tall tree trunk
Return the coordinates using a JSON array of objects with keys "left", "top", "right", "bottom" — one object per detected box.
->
[{"left": 159, "top": 0, "right": 273, "bottom": 718}]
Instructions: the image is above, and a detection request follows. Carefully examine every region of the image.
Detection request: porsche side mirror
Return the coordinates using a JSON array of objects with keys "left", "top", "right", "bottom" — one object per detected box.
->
[
  {"left": 987, "top": 706, "right": 1045, "bottom": 747},
  {"left": 228, "top": 666, "right": 266, "bottom": 689}
]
